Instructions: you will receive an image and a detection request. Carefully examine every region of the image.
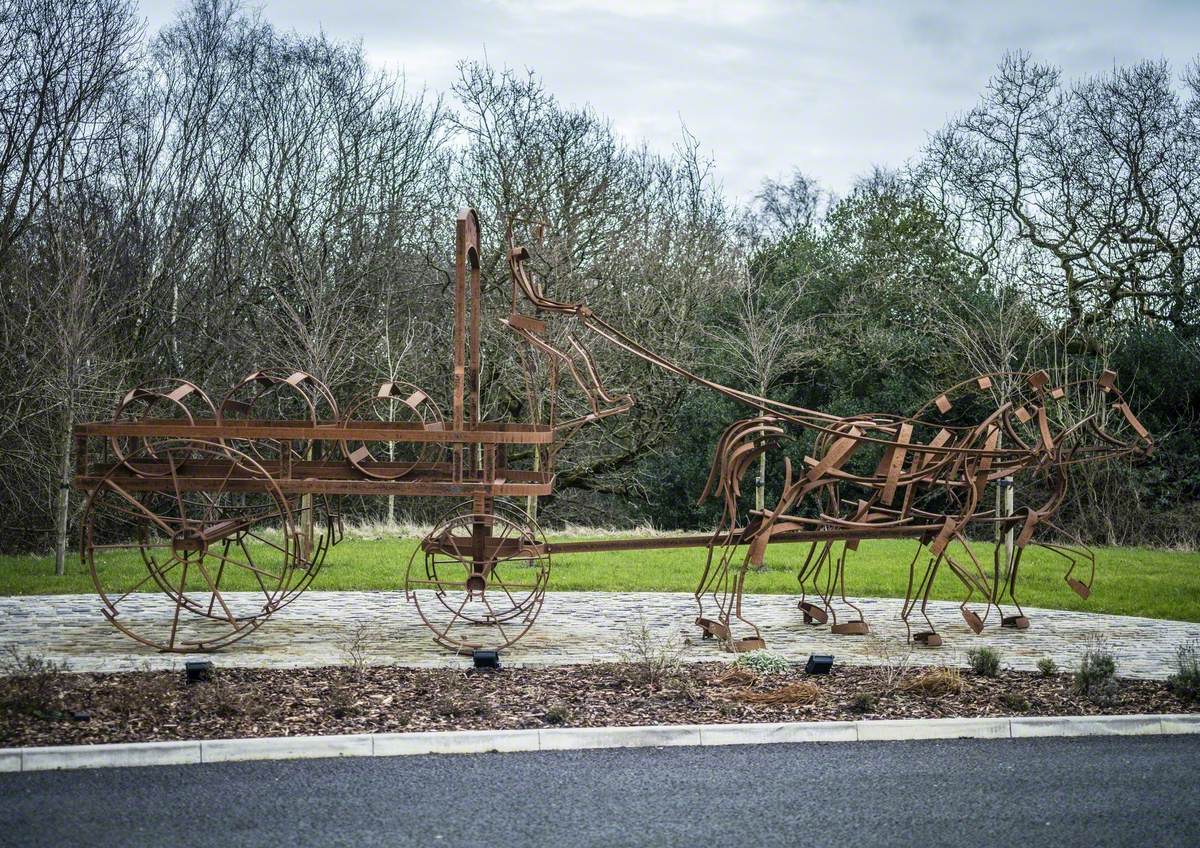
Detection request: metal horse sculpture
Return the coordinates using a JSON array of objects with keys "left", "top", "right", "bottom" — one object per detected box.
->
[{"left": 71, "top": 208, "right": 1152, "bottom": 655}]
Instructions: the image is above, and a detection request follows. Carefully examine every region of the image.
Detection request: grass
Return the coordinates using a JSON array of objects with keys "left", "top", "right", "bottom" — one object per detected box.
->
[{"left": 1, "top": 532, "right": 1197, "bottom": 622}]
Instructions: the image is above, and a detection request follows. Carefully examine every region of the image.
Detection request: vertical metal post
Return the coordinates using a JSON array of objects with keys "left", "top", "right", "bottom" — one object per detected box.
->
[{"left": 452, "top": 214, "right": 468, "bottom": 482}]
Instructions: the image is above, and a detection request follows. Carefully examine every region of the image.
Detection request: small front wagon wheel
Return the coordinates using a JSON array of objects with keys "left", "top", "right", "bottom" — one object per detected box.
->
[{"left": 405, "top": 501, "right": 550, "bottom": 654}]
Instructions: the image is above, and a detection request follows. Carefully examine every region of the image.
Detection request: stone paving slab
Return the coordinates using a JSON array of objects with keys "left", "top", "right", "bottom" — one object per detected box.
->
[{"left": 1, "top": 591, "right": 1197, "bottom": 678}]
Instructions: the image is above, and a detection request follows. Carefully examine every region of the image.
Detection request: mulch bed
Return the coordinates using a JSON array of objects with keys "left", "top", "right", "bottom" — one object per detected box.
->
[{"left": 2, "top": 661, "right": 1197, "bottom": 748}]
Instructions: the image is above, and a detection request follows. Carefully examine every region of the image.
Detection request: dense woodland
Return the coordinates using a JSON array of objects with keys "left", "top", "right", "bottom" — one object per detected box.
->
[{"left": 1, "top": 0, "right": 1198, "bottom": 559}]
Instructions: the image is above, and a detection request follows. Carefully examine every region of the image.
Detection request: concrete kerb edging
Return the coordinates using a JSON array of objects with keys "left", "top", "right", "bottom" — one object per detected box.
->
[{"left": 3, "top": 713, "right": 1198, "bottom": 772}]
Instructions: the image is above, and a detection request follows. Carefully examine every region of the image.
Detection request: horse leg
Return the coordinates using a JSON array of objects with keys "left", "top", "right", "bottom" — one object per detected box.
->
[
  {"left": 829, "top": 543, "right": 869, "bottom": 636},
  {"left": 796, "top": 540, "right": 832, "bottom": 625},
  {"left": 727, "top": 553, "right": 766, "bottom": 652},
  {"left": 1042, "top": 520, "right": 1096, "bottom": 600},
  {"left": 694, "top": 528, "right": 735, "bottom": 643},
  {"left": 999, "top": 544, "right": 1030, "bottom": 629},
  {"left": 913, "top": 552, "right": 945, "bottom": 647}
]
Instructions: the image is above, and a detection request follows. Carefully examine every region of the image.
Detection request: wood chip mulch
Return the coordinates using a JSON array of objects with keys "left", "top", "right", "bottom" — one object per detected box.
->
[{"left": 2, "top": 661, "right": 1197, "bottom": 748}]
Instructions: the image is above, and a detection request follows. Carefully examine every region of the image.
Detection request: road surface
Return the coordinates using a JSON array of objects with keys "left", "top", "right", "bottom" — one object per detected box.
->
[{"left": 3, "top": 734, "right": 1198, "bottom": 847}]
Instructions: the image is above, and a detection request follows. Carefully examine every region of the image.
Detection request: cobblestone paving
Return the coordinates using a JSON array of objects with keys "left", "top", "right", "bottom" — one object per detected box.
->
[{"left": 2, "top": 591, "right": 1198, "bottom": 679}]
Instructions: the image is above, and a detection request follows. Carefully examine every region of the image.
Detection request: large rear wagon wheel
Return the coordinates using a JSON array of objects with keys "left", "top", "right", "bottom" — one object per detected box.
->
[{"left": 82, "top": 440, "right": 298, "bottom": 652}]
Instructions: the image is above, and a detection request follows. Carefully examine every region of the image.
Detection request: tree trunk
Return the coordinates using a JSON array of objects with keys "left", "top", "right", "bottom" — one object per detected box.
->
[
  {"left": 53, "top": 420, "right": 73, "bottom": 577},
  {"left": 755, "top": 450, "right": 766, "bottom": 512},
  {"left": 526, "top": 448, "right": 540, "bottom": 524}
]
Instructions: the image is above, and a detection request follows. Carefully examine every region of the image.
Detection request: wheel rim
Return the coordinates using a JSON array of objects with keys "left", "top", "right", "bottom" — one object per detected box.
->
[
  {"left": 340, "top": 381, "right": 444, "bottom": 480},
  {"left": 218, "top": 370, "right": 338, "bottom": 471},
  {"left": 109, "top": 379, "right": 216, "bottom": 477}
]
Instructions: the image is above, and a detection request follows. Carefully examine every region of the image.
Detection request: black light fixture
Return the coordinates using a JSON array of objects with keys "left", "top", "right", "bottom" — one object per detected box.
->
[
  {"left": 804, "top": 654, "right": 834, "bottom": 675},
  {"left": 472, "top": 649, "right": 501, "bottom": 671},
  {"left": 185, "top": 659, "right": 214, "bottom": 684}
]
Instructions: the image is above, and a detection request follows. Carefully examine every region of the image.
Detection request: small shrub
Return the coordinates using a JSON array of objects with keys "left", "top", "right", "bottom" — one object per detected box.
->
[
  {"left": 850, "top": 691, "right": 877, "bottom": 713},
  {"left": 1167, "top": 639, "right": 1200, "bottom": 702},
  {"left": 865, "top": 637, "right": 913, "bottom": 693},
  {"left": 431, "top": 691, "right": 491, "bottom": 720},
  {"left": 0, "top": 647, "right": 69, "bottom": 716},
  {"left": 733, "top": 650, "right": 791, "bottom": 676},
  {"left": 337, "top": 622, "right": 375, "bottom": 678},
  {"left": 621, "top": 622, "right": 684, "bottom": 691},
  {"left": 1036, "top": 657, "right": 1059, "bottom": 678},
  {"left": 966, "top": 646, "right": 1002, "bottom": 677},
  {"left": 190, "top": 674, "right": 243, "bottom": 719},
  {"left": 899, "top": 667, "right": 963, "bottom": 697},
  {"left": 712, "top": 666, "right": 759, "bottom": 687},
  {"left": 1074, "top": 640, "right": 1117, "bottom": 700},
  {"left": 1000, "top": 691, "right": 1030, "bottom": 712},
  {"left": 543, "top": 703, "right": 570, "bottom": 725}
]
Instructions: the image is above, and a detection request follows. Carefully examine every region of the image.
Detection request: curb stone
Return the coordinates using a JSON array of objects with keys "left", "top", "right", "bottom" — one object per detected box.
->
[
  {"left": 1, "top": 713, "right": 1197, "bottom": 772},
  {"left": 539, "top": 724, "right": 702, "bottom": 750},
  {"left": 855, "top": 716, "right": 1010, "bottom": 741},
  {"left": 1009, "top": 714, "right": 1162, "bottom": 738},
  {"left": 200, "top": 733, "right": 373, "bottom": 764},
  {"left": 373, "top": 729, "right": 539, "bottom": 756}
]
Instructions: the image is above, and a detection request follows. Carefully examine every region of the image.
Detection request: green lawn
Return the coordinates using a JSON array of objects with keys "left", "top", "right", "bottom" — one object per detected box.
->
[{"left": 2, "top": 534, "right": 1197, "bottom": 622}]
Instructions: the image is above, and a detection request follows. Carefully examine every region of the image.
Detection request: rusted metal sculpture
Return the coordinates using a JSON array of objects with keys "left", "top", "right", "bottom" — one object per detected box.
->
[{"left": 72, "top": 208, "right": 1153, "bottom": 655}]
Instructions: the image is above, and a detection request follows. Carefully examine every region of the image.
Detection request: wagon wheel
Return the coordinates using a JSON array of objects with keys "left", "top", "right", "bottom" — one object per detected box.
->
[
  {"left": 110, "top": 378, "right": 216, "bottom": 476},
  {"left": 340, "top": 381, "right": 445, "bottom": 479},
  {"left": 405, "top": 501, "right": 550, "bottom": 654},
  {"left": 82, "top": 440, "right": 298, "bottom": 652}
]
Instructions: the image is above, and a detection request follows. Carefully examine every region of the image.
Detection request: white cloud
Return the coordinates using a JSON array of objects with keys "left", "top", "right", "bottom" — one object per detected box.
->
[{"left": 139, "top": 0, "right": 1200, "bottom": 203}]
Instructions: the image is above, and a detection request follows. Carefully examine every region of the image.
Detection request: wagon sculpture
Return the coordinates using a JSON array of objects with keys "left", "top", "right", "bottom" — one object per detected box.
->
[{"left": 72, "top": 208, "right": 1154, "bottom": 655}]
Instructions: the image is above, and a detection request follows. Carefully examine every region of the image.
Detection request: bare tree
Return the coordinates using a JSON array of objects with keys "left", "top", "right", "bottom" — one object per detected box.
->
[
  {"left": 920, "top": 52, "right": 1200, "bottom": 353},
  {"left": 451, "top": 63, "right": 737, "bottom": 519},
  {"left": 0, "top": 0, "right": 141, "bottom": 262},
  {"left": 745, "top": 169, "right": 826, "bottom": 244},
  {"left": 704, "top": 270, "right": 818, "bottom": 510}
]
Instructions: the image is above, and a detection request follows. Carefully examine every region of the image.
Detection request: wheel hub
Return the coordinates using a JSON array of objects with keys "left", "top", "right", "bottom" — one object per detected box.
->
[{"left": 171, "top": 527, "right": 207, "bottom": 556}]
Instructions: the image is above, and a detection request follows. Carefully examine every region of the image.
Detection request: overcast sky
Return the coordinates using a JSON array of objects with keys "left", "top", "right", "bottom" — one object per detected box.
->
[{"left": 142, "top": 0, "right": 1200, "bottom": 203}]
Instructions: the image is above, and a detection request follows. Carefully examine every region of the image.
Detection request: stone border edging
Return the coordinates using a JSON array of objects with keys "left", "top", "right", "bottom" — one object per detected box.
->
[{"left": 3, "top": 713, "right": 1198, "bottom": 772}]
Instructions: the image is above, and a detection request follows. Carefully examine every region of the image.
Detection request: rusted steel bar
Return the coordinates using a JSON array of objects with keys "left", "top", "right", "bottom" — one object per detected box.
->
[
  {"left": 546, "top": 525, "right": 957, "bottom": 555},
  {"left": 75, "top": 421, "right": 554, "bottom": 444}
]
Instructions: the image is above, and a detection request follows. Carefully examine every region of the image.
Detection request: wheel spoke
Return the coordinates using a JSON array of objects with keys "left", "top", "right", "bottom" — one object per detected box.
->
[
  {"left": 238, "top": 536, "right": 276, "bottom": 605},
  {"left": 406, "top": 578, "right": 469, "bottom": 591},
  {"left": 167, "top": 452, "right": 189, "bottom": 531},
  {"left": 244, "top": 529, "right": 294, "bottom": 560},
  {"left": 91, "top": 541, "right": 174, "bottom": 551},
  {"left": 192, "top": 557, "right": 238, "bottom": 626},
  {"left": 167, "top": 558, "right": 190, "bottom": 650},
  {"left": 205, "top": 554, "right": 229, "bottom": 618},
  {"left": 102, "top": 482, "right": 177, "bottom": 535},
  {"left": 205, "top": 460, "right": 239, "bottom": 523},
  {"left": 109, "top": 555, "right": 182, "bottom": 608},
  {"left": 481, "top": 595, "right": 510, "bottom": 642},
  {"left": 491, "top": 570, "right": 521, "bottom": 609},
  {"left": 437, "top": 592, "right": 472, "bottom": 640},
  {"left": 204, "top": 547, "right": 284, "bottom": 585}
]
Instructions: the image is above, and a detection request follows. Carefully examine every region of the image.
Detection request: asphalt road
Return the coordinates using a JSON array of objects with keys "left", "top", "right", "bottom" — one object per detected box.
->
[{"left": 3, "top": 735, "right": 1199, "bottom": 847}]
